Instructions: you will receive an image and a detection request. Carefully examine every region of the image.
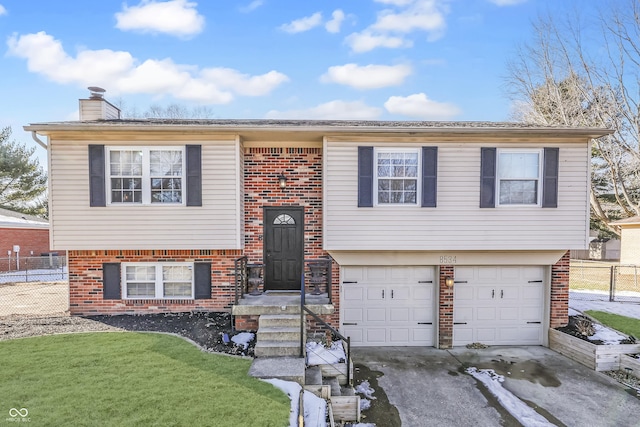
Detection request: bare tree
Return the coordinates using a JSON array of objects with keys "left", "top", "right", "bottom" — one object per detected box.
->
[
  {"left": 114, "top": 98, "right": 217, "bottom": 120},
  {"left": 507, "top": 1, "right": 640, "bottom": 237}
]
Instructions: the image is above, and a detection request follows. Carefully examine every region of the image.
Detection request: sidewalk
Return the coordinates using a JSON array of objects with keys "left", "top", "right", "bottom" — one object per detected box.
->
[{"left": 569, "top": 290, "right": 640, "bottom": 318}]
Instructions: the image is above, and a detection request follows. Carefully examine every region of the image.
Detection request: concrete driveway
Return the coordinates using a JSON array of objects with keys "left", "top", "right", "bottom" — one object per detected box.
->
[{"left": 352, "top": 346, "right": 639, "bottom": 427}]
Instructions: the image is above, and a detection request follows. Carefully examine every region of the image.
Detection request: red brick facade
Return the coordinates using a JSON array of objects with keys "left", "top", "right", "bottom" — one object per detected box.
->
[
  {"left": 0, "top": 227, "right": 51, "bottom": 271},
  {"left": 438, "top": 265, "right": 455, "bottom": 349},
  {"left": 68, "top": 249, "right": 240, "bottom": 315},
  {"left": 549, "top": 250, "right": 571, "bottom": 329}
]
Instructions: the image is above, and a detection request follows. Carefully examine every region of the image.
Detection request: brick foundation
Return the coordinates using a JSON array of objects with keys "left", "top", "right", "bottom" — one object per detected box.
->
[{"left": 68, "top": 249, "right": 241, "bottom": 315}]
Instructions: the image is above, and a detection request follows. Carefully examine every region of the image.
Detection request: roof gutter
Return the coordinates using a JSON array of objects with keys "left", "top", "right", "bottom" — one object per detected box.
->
[{"left": 31, "top": 131, "right": 48, "bottom": 150}]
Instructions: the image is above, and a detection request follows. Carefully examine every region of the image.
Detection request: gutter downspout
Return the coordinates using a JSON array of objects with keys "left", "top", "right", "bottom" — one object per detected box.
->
[{"left": 31, "top": 131, "right": 47, "bottom": 149}]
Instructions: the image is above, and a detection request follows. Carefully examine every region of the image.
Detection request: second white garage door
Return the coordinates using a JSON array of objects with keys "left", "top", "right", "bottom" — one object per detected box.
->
[
  {"left": 453, "top": 266, "right": 545, "bottom": 346},
  {"left": 340, "top": 266, "right": 436, "bottom": 347}
]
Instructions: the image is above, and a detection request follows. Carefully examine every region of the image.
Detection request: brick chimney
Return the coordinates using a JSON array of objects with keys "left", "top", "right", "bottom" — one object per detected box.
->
[{"left": 79, "top": 87, "right": 121, "bottom": 121}]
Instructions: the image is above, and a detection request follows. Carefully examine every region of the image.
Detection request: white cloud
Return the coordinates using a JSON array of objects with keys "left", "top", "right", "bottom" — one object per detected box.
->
[
  {"left": 7, "top": 32, "right": 288, "bottom": 104},
  {"left": 384, "top": 93, "right": 461, "bottom": 120},
  {"left": 115, "top": 0, "right": 205, "bottom": 38},
  {"left": 266, "top": 100, "right": 382, "bottom": 120},
  {"left": 279, "top": 12, "right": 323, "bottom": 34},
  {"left": 321, "top": 63, "right": 412, "bottom": 90},
  {"left": 325, "top": 10, "right": 345, "bottom": 33},
  {"left": 345, "top": 31, "right": 411, "bottom": 53},
  {"left": 345, "top": 0, "right": 449, "bottom": 52},
  {"left": 201, "top": 68, "right": 289, "bottom": 96},
  {"left": 488, "top": 0, "right": 527, "bottom": 5},
  {"left": 0, "top": 5, "right": 7, "bottom": 16},
  {"left": 239, "top": 0, "right": 263, "bottom": 13}
]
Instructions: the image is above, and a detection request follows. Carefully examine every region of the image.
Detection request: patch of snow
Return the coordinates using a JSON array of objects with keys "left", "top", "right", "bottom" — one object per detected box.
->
[
  {"left": 591, "top": 323, "right": 628, "bottom": 345},
  {"left": 347, "top": 424, "right": 376, "bottom": 427},
  {"left": 355, "top": 380, "right": 376, "bottom": 400},
  {"left": 231, "top": 332, "right": 254, "bottom": 350},
  {"left": 466, "top": 367, "right": 554, "bottom": 427},
  {"left": 306, "top": 340, "right": 346, "bottom": 366},
  {"left": 360, "top": 398, "right": 371, "bottom": 411},
  {"left": 262, "top": 378, "right": 327, "bottom": 427}
]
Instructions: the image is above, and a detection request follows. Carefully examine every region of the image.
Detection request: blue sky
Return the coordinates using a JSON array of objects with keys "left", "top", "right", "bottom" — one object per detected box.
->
[{"left": 0, "top": 0, "right": 605, "bottom": 169}]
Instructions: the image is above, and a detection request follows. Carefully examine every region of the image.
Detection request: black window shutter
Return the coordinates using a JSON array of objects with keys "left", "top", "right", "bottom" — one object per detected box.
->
[
  {"left": 358, "top": 146, "right": 374, "bottom": 207},
  {"left": 186, "top": 145, "right": 202, "bottom": 207},
  {"left": 542, "top": 147, "right": 559, "bottom": 208},
  {"left": 421, "top": 147, "right": 438, "bottom": 207},
  {"left": 480, "top": 147, "right": 496, "bottom": 208},
  {"left": 194, "top": 262, "right": 212, "bottom": 299},
  {"left": 103, "top": 263, "right": 121, "bottom": 299},
  {"left": 88, "top": 145, "right": 106, "bottom": 207}
]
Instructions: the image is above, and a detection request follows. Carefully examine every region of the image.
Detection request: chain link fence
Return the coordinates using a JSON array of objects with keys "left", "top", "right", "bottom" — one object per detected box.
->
[
  {"left": 570, "top": 260, "right": 640, "bottom": 303},
  {"left": 0, "top": 256, "right": 69, "bottom": 316}
]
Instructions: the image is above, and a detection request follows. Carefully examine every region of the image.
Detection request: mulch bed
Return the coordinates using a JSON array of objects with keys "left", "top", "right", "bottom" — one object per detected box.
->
[
  {"left": 556, "top": 315, "right": 636, "bottom": 345},
  {"left": 87, "top": 312, "right": 256, "bottom": 357}
]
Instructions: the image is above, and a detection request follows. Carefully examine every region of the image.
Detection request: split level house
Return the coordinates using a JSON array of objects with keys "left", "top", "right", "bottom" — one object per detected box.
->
[{"left": 24, "top": 91, "right": 611, "bottom": 349}]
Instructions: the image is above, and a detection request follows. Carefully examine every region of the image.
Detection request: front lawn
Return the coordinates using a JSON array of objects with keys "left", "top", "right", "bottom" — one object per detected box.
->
[
  {"left": 585, "top": 310, "right": 640, "bottom": 339},
  {"left": 0, "top": 332, "right": 290, "bottom": 426}
]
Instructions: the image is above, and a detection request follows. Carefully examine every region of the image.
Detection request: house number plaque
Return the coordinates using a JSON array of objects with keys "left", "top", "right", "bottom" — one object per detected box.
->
[{"left": 439, "top": 255, "right": 457, "bottom": 264}]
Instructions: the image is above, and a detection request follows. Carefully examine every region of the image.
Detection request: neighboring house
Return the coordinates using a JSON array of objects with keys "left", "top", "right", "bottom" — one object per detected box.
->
[
  {"left": 24, "top": 90, "right": 611, "bottom": 349},
  {"left": 0, "top": 207, "right": 50, "bottom": 271},
  {"left": 610, "top": 216, "right": 640, "bottom": 265}
]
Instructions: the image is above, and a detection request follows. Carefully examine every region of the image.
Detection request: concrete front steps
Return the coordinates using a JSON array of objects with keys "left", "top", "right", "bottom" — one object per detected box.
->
[{"left": 254, "top": 314, "right": 302, "bottom": 357}]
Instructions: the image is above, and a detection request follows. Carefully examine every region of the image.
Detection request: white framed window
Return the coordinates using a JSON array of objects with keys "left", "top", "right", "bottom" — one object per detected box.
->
[
  {"left": 107, "top": 147, "right": 185, "bottom": 205},
  {"left": 122, "top": 262, "right": 194, "bottom": 299},
  {"left": 375, "top": 148, "right": 420, "bottom": 205},
  {"left": 497, "top": 149, "right": 542, "bottom": 206}
]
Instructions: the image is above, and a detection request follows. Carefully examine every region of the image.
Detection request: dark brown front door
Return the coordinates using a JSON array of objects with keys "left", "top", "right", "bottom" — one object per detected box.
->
[{"left": 264, "top": 207, "right": 304, "bottom": 291}]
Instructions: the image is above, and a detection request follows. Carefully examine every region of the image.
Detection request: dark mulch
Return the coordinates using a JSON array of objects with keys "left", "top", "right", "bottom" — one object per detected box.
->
[
  {"left": 86, "top": 312, "right": 256, "bottom": 357},
  {"left": 556, "top": 315, "right": 636, "bottom": 345}
]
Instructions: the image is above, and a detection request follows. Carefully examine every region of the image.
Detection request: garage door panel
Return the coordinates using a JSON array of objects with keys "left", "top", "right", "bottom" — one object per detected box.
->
[
  {"left": 366, "top": 308, "right": 386, "bottom": 322},
  {"left": 454, "top": 286, "right": 474, "bottom": 301},
  {"left": 343, "top": 287, "right": 364, "bottom": 301},
  {"left": 455, "top": 307, "right": 473, "bottom": 321},
  {"left": 476, "top": 328, "right": 497, "bottom": 342},
  {"left": 477, "top": 307, "right": 497, "bottom": 320},
  {"left": 366, "top": 328, "right": 387, "bottom": 343},
  {"left": 453, "top": 266, "right": 545, "bottom": 346},
  {"left": 342, "top": 266, "right": 435, "bottom": 347},
  {"left": 392, "top": 287, "right": 411, "bottom": 300},
  {"left": 343, "top": 308, "right": 363, "bottom": 322},
  {"left": 413, "top": 308, "right": 433, "bottom": 322},
  {"left": 389, "top": 328, "right": 410, "bottom": 343},
  {"left": 499, "top": 307, "right": 519, "bottom": 320},
  {"left": 389, "top": 308, "right": 410, "bottom": 322},
  {"left": 478, "top": 267, "right": 499, "bottom": 280},
  {"left": 413, "top": 286, "right": 433, "bottom": 300},
  {"left": 345, "top": 328, "right": 364, "bottom": 344},
  {"left": 521, "top": 306, "right": 542, "bottom": 320}
]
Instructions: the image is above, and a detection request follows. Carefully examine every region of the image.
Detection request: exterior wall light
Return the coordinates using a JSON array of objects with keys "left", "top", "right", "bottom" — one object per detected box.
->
[
  {"left": 278, "top": 172, "right": 288, "bottom": 189},
  {"left": 445, "top": 276, "right": 454, "bottom": 287}
]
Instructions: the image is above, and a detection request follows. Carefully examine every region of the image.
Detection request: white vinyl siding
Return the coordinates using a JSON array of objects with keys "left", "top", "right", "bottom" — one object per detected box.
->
[
  {"left": 48, "top": 139, "right": 241, "bottom": 250},
  {"left": 324, "top": 141, "right": 590, "bottom": 251}
]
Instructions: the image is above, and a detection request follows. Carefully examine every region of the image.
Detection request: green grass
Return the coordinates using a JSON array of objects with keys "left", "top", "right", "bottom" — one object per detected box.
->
[
  {"left": 585, "top": 310, "right": 640, "bottom": 339},
  {"left": 0, "top": 332, "right": 290, "bottom": 426}
]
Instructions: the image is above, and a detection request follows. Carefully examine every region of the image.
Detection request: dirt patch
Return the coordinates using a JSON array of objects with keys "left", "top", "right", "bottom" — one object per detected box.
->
[{"left": 353, "top": 363, "right": 401, "bottom": 427}]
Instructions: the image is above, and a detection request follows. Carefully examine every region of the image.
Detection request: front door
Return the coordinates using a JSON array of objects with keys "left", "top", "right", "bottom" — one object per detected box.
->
[{"left": 264, "top": 207, "right": 304, "bottom": 291}]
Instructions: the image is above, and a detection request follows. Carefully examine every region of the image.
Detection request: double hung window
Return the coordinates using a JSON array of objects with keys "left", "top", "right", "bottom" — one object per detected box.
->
[
  {"left": 375, "top": 149, "right": 420, "bottom": 205},
  {"left": 108, "top": 147, "right": 184, "bottom": 205},
  {"left": 123, "top": 263, "right": 194, "bottom": 299},
  {"left": 497, "top": 150, "right": 542, "bottom": 206}
]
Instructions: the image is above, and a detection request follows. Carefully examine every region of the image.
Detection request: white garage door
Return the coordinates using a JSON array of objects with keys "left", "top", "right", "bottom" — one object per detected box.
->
[
  {"left": 341, "top": 266, "right": 436, "bottom": 347},
  {"left": 453, "top": 266, "right": 545, "bottom": 346}
]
